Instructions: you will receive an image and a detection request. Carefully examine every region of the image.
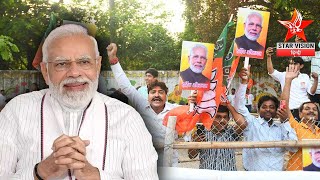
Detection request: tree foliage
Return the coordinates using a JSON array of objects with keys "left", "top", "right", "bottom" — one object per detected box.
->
[
  {"left": 1, "top": 0, "right": 320, "bottom": 72},
  {"left": 0, "top": 35, "right": 19, "bottom": 69}
]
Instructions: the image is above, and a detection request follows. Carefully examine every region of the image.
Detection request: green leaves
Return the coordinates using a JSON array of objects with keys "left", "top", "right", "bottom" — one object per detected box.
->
[{"left": 0, "top": 35, "right": 19, "bottom": 61}]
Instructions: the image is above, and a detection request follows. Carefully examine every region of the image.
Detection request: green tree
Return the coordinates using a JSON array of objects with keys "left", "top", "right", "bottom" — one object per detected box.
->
[
  {"left": 0, "top": 35, "right": 19, "bottom": 70},
  {"left": 99, "top": 0, "right": 180, "bottom": 70}
]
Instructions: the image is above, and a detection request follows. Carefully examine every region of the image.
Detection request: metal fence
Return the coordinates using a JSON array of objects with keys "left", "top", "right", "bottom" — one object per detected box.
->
[{"left": 163, "top": 116, "right": 320, "bottom": 171}]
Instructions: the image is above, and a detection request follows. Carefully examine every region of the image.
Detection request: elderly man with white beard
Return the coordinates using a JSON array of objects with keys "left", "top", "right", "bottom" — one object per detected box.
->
[
  {"left": 180, "top": 44, "right": 210, "bottom": 84},
  {"left": 0, "top": 24, "right": 158, "bottom": 180},
  {"left": 235, "top": 11, "right": 264, "bottom": 52}
]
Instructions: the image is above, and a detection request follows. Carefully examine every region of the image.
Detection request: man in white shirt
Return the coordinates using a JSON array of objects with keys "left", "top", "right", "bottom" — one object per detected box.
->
[
  {"left": 296, "top": 35, "right": 320, "bottom": 104},
  {"left": 137, "top": 68, "right": 158, "bottom": 100},
  {"left": 266, "top": 47, "right": 318, "bottom": 120},
  {"left": 107, "top": 43, "right": 196, "bottom": 167},
  {"left": 245, "top": 88, "right": 255, "bottom": 112},
  {"left": 0, "top": 24, "right": 158, "bottom": 180},
  {"left": 227, "top": 88, "right": 236, "bottom": 106}
]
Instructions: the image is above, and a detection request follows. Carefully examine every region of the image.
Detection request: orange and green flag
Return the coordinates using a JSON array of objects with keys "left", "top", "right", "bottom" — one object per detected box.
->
[{"left": 32, "top": 13, "right": 57, "bottom": 70}]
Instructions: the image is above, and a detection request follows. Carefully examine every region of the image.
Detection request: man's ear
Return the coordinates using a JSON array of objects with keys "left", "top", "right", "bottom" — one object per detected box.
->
[
  {"left": 300, "top": 64, "right": 304, "bottom": 69},
  {"left": 96, "top": 56, "right": 102, "bottom": 74},
  {"left": 40, "top": 62, "right": 49, "bottom": 85},
  {"left": 299, "top": 111, "right": 302, "bottom": 120}
]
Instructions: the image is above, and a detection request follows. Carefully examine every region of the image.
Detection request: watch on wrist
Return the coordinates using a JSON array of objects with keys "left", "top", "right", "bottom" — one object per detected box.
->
[{"left": 34, "top": 163, "right": 44, "bottom": 180}]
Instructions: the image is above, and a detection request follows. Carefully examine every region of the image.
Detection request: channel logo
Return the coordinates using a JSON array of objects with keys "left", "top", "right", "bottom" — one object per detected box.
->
[{"left": 276, "top": 42, "right": 315, "bottom": 56}]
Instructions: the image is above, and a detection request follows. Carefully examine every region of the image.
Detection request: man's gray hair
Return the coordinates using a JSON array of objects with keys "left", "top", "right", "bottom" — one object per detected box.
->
[
  {"left": 245, "top": 11, "right": 263, "bottom": 26},
  {"left": 189, "top": 44, "right": 208, "bottom": 58},
  {"left": 42, "top": 24, "right": 99, "bottom": 62}
]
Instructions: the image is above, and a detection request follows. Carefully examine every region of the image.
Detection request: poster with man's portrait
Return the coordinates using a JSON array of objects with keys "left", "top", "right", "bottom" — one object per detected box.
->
[
  {"left": 179, "top": 41, "right": 214, "bottom": 90},
  {"left": 234, "top": 8, "right": 270, "bottom": 59},
  {"left": 303, "top": 145, "right": 320, "bottom": 171}
]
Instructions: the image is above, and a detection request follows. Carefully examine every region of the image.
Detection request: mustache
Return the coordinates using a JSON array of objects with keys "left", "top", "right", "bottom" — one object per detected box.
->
[
  {"left": 61, "top": 77, "right": 90, "bottom": 85},
  {"left": 152, "top": 97, "right": 163, "bottom": 101},
  {"left": 307, "top": 112, "right": 316, "bottom": 116}
]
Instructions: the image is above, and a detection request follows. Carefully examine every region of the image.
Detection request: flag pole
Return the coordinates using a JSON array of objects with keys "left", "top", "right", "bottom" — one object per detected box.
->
[
  {"left": 189, "top": 90, "right": 195, "bottom": 112},
  {"left": 229, "top": 14, "right": 234, "bottom": 23}
]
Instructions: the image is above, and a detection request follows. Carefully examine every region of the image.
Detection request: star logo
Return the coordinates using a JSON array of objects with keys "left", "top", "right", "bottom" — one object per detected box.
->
[{"left": 278, "top": 9, "right": 313, "bottom": 42}]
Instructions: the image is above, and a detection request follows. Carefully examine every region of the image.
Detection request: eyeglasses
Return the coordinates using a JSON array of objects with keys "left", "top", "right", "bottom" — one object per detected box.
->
[{"left": 47, "top": 58, "right": 96, "bottom": 72}]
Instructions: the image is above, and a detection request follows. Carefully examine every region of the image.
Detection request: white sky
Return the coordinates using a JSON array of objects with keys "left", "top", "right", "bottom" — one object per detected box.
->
[
  {"left": 49, "top": 0, "right": 186, "bottom": 34},
  {"left": 156, "top": 0, "right": 186, "bottom": 33}
]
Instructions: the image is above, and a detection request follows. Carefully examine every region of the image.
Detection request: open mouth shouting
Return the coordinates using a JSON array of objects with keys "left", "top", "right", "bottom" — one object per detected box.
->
[{"left": 152, "top": 97, "right": 163, "bottom": 103}]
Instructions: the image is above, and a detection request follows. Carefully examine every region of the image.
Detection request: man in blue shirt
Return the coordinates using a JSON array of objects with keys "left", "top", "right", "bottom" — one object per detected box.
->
[
  {"left": 137, "top": 68, "right": 158, "bottom": 100},
  {"left": 234, "top": 67, "right": 298, "bottom": 171}
]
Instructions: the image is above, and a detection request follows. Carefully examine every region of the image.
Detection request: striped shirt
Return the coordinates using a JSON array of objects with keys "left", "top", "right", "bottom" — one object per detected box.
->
[
  {"left": 199, "top": 127, "right": 238, "bottom": 171},
  {"left": 0, "top": 90, "right": 158, "bottom": 180}
]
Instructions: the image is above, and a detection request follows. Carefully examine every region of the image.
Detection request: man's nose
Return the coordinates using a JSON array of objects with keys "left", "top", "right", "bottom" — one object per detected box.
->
[{"left": 66, "top": 62, "right": 81, "bottom": 77}]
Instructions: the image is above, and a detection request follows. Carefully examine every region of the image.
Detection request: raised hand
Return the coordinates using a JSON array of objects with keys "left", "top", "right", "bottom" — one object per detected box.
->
[
  {"left": 187, "top": 90, "right": 198, "bottom": 105},
  {"left": 106, "top": 43, "right": 118, "bottom": 65},
  {"left": 277, "top": 107, "right": 289, "bottom": 123},
  {"left": 285, "top": 64, "right": 299, "bottom": 80},
  {"left": 265, "top": 47, "right": 274, "bottom": 57},
  {"left": 295, "top": 35, "right": 303, "bottom": 43},
  {"left": 311, "top": 72, "right": 319, "bottom": 80},
  {"left": 238, "top": 66, "right": 250, "bottom": 84}
]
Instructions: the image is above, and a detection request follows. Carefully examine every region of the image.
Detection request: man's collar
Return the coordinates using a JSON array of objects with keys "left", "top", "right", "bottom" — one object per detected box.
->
[
  {"left": 145, "top": 101, "right": 174, "bottom": 113},
  {"left": 300, "top": 121, "right": 320, "bottom": 133},
  {"left": 258, "top": 116, "right": 279, "bottom": 126}
]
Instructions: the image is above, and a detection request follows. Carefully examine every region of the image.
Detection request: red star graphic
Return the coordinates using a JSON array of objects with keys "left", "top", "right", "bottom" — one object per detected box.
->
[{"left": 278, "top": 9, "right": 313, "bottom": 42}]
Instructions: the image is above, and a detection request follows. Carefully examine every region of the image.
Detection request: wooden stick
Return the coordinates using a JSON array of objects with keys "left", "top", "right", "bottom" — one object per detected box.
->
[
  {"left": 189, "top": 90, "right": 195, "bottom": 112},
  {"left": 244, "top": 57, "right": 249, "bottom": 69},
  {"left": 172, "top": 140, "right": 320, "bottom": 149}
]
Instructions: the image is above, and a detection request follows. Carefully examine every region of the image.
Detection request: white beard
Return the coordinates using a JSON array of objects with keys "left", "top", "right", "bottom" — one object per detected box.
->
[
  {"left": 190, "top": 63, "right": 204, "bottom": 74},
  {"left": 245, "top": 30, "right": 259, "bottom": 41},
  {"left": 312, "top": 154, "right": 320, "bottom": 168},
  {"left": 48, "top": 76, "right": 98, "bottom": 110}
]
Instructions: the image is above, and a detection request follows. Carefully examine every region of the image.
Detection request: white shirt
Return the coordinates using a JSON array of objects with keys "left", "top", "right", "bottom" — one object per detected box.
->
[
  {"left": 269, "top": 70, "right": 313, "bottom": 109},
  {"left": 302, "top": 51, "right": 320, "bottom": 94},
  {"left": 137, "top": 86, "right": 148, "bottom": 100},
  {"left": 111, "top": 63, "right": 179, "bottom": 166},
  {"left": 245, "top": 94, "right": 254, "bottom": 106},
  {"left": 0, "top": 90, "right": 158, "bottom": 180},
  {"left": 227, "top": 94, "right": 235, "bottom": 106}
]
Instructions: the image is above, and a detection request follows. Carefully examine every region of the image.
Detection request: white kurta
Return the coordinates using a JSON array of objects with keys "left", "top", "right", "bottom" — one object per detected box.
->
[{"left": 0, "top": 89, "right": 158, "bottom": 180}]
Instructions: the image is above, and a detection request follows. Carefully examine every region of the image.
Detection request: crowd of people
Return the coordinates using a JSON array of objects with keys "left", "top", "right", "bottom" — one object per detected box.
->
[{"left": 0, "top": 23, "right": 320, "bottom": 180}]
